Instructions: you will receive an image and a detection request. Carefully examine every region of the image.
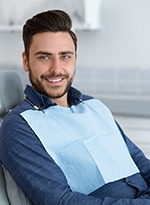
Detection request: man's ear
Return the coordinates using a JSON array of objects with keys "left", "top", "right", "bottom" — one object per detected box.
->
[{"left": 22, "top": 51, "right": 29, "bottom": 72}]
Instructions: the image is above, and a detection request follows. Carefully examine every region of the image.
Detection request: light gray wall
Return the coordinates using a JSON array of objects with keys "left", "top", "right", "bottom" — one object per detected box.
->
[
  {"left": 0, "top": 32, "right": 23, "bottom": 66},
  {"left": 1, "top": 0, "right": 150, "bottom": 68},
  {"left": 77, "top": 0, "right": 150, "bottom": 68}
]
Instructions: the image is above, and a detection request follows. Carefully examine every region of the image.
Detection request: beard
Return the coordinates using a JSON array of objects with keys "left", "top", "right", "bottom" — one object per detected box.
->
[{"left": 28, "top": 68, "right": 75, "bottom": 99}]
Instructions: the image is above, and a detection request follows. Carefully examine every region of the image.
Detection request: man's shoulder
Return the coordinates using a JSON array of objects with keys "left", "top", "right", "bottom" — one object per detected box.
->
[{"left": 1, "top": 100, "right": 33, "bottom": 127}]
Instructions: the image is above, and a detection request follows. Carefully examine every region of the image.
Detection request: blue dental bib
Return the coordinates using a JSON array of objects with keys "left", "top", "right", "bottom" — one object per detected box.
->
[{"left": 21, "top": 99, "right": 139, "bottom": 194}]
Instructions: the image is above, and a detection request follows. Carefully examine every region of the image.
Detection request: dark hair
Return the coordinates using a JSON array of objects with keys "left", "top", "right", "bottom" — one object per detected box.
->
[{"left": 23, "top": 10, "right": 77, "bottom": 57}]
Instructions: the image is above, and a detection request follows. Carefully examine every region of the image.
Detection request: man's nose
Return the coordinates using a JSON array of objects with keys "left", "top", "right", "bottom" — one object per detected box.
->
[{"left": 49, "top": 58, "right": 61, "bottom": 73}]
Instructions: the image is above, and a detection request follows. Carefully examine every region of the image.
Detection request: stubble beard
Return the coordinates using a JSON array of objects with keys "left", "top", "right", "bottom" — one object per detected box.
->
[{"left": 28, "top": 69, "right": 75, "bottom": 99}]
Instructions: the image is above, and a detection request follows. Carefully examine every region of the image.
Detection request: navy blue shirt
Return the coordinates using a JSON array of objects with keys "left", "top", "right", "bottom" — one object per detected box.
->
[{"left": 0, "top": 85, "right": 150, "bottom": 205}]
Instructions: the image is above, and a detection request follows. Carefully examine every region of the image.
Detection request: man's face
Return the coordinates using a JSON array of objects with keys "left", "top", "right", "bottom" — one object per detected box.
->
[{"left": 22, "top": 31, "right": 76, "bottom": 105}]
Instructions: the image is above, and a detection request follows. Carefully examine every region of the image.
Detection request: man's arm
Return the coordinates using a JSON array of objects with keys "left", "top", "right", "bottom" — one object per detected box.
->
[
  {"left": 116, "top": 121, "right": 150, "bottom": 186},
  {"left": 0, "top": 113, "right": 150, "bottom": 205}
]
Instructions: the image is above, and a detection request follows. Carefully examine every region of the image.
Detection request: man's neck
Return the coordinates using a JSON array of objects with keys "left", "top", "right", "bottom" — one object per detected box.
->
[{"left": 50, "top": 95, "right": 70, "bottom": 107}]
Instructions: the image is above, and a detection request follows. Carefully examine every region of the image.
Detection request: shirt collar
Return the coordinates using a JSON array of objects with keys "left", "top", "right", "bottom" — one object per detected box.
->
[{"left": 24, "top": 85, "right": 82, "bottom": 110}]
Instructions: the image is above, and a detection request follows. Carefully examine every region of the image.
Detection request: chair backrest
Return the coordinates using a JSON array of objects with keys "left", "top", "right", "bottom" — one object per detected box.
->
[
  {"left": 0, "top": 70, "right": 24, "bottom": 122},
  {"left": 0, "top": 165, "right": 10, "bottom": 205},
  {"left": 0, "top": 70, "right": 24, "bottom": 205}
]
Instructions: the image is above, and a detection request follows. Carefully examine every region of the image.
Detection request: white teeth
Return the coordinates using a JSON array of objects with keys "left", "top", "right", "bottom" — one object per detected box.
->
[{"left": 48, "top": 78, "right": 62, "bottom": 82}]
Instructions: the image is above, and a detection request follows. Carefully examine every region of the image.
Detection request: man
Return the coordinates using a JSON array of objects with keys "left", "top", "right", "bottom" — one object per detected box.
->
[{"left": 0, "top": 10, "right": 150, "bottom": 205}]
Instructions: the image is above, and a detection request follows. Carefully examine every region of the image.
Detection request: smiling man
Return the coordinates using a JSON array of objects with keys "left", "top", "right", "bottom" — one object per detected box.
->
[
  {"left": 22, "top": 31, "right": 76, "bottom": 107},
  {"left": 0, "top": 10, "right": 150, "bottom": 205}
]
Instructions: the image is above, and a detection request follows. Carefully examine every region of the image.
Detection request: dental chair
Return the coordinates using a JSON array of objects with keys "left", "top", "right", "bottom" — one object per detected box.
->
[{"left": 0, "top": 70, "right": 32, "bottom": 205}]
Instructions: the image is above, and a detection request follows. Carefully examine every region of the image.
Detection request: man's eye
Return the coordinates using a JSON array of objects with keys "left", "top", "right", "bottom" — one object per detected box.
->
[
  {"left": 61, "top": 55, "right": 70, "bottom": 59},
  {"left": 39, "top": 56, "right": 49, "bottom": 60}
]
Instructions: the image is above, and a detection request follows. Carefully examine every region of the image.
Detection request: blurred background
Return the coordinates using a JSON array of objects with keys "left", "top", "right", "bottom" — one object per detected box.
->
[{"left": 0, "top": 0, "right": 150, "bottom": 157}]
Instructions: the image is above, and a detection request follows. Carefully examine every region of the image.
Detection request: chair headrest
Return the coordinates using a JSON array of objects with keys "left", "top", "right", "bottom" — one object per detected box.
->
[{"left": 0, "top": 70, "right": 24, "bottom": 118}]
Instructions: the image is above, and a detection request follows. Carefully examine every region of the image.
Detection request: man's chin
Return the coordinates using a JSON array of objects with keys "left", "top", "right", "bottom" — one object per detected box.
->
[{"left": 42, "top": 88, "right": 67, "bottom": 98}]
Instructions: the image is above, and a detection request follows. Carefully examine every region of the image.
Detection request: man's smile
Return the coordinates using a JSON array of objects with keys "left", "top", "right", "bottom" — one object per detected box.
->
[{"left": 46, "top": 77, "right": 64, "bottom": 83}]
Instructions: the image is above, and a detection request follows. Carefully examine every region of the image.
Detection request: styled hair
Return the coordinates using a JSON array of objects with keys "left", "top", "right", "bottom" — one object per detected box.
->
[{"left": 22, "top": 10, "right": 77, "bottom": 57}]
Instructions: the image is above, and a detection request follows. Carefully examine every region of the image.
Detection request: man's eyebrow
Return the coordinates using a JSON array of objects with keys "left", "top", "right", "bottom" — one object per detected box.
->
[
  {"left": 35, "top": 51, "right": 52, "bottom": 56},
  {"left": 59, "top": 51, "right": 74, "bottom": 55},
  {"left": 34, "top": 51, "right": 74, "bottom": 56}
]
